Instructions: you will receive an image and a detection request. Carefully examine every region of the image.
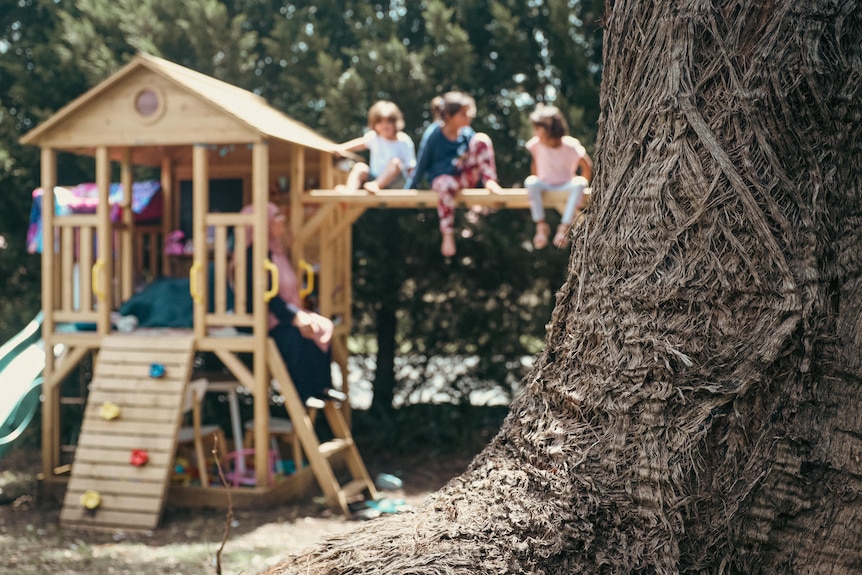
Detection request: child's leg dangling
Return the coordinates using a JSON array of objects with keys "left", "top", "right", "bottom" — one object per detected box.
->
[{"left": 433, "top": 175, "right": 460, "bottom": 257}]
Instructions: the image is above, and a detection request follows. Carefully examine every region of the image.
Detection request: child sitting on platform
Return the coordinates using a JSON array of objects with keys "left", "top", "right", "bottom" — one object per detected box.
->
[
  {"left": 336, "top": 100, "right": 416, "bottom": 194},
  {"left": 524, "top": 104, "right": 593, "bottom": 249},
  {"left": 407, "top": 91, "right": 504, "bottom": 257}
]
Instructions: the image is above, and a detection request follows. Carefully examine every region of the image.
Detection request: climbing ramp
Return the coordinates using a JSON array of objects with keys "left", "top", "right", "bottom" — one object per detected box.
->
[{"left": 60, "top": 334, "right": 196, "bottom": 531}]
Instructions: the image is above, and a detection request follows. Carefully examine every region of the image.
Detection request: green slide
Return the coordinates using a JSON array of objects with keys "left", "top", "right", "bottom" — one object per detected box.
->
[{"left": 0, "top": 313, "right": 45, "bottom": 460}]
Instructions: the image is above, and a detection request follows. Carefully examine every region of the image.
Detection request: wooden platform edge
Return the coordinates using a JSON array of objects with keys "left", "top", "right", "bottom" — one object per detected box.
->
[{"left": 305, "top": 187, "right": 590, "bottom": 210}]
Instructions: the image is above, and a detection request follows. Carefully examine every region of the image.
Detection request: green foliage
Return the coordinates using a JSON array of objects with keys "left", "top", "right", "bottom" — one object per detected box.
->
[{"left": 0, "top": 0, "right": 602, "bottom": 402}]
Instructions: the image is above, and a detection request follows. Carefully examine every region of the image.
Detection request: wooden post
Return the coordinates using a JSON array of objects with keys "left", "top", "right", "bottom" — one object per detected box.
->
[
  {"left": 120, "top": 149, "right": 134, "bottom": 303},
  {"left": 40, "top": 147, "right": 57, "bottom": 477},
  {"left": 319, "top": 150, "right": 334, "bottom": 190},
  {"left": 251, "top": 140, "right": 271, "bottom": 487},
  {"left": 192, "top": 144, "right": 208, "bottom": 341},
  {"left": 161, "top": 156, "right": 174, "bottom": 278},
  {"left": 95, "top": 146, "right": 112, "bottom": 335},
  {"left": 290, "top": 144, "right": 305, "bottom": 270}
]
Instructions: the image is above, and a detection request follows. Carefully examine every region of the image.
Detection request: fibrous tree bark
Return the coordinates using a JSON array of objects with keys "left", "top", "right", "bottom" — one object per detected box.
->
[{"left": 261, "top": 1, "right": 862, "bottom": 573}]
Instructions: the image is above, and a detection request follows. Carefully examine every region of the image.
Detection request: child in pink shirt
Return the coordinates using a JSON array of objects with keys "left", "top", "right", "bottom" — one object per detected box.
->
[{"left": 524, "top": 104, "right": 593, "bottom": 249}]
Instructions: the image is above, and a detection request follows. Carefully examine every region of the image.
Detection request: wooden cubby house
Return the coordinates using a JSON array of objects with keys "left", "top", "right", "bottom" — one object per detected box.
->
[{"left": 20, "top": 53, "right": 576, "bottom": 531}]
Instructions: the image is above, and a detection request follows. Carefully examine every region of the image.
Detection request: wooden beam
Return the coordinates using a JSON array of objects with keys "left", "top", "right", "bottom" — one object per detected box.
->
[
  {"left": 160, "top": 156, "right": 173, "bottom": 278},
  {"left": 252, "top": 140, "right": 270, "bottom": 487},
  {"left": 39, "top": 147, "right": 57, "bottom": 479},
  {"left": 297, "top": 203, "right": 337, "bottom": 243},
  {"left": 319, "top": 151, "right": 334, "bottom": 189},
  {"left": 192, "top": 144, "right": 208, "bottom": 341},
  {"left": 120, "top": 148, "right": 134, "bottom": 303},
  {"left": 305, "top": 187, "right": 588, "bottom": 214},
  {"left": 213, "top": 350, "right": 255, "bottom": 390},
  {"left": 290, "top": 145, "right": 305, "bottom": 268},
  {"left": 323, "top": 206, "right": 365, "bottom": 247},
  {"left": 95, "top": 146, "right": 112, "bottom": 335}
]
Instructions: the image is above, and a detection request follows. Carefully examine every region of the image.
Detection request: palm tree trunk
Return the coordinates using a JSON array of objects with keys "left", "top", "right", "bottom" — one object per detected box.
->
[{"left": 260, "top": 1, "right": 862, "bottom": 572}]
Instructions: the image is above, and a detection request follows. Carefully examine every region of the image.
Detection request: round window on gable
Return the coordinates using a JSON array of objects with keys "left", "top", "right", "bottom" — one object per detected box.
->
[{"left": 134, "top": 88, "right": 165, "bottom": 122}]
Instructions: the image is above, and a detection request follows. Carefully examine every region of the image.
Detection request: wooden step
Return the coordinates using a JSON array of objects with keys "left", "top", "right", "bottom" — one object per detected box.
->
[
  {"left": 319, "top": 438, "right": 352, "bottom": 459},
  {"left": 341, "top": 478, "right": 371, "bottom": 499}
]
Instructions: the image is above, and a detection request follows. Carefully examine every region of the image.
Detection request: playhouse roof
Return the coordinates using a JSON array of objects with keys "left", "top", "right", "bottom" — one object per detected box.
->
[{"left": 20, "top": 52, "right": 339, "bottom": 165}]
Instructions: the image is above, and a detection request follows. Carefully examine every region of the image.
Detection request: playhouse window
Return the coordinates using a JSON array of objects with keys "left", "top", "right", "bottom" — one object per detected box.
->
[{"left": 134, "top": 88, "right": 164, "bottom": 121}]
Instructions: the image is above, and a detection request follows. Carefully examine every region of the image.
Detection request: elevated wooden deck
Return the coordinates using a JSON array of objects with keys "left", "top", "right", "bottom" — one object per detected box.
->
[{"left": 306, "top": 187, "right": 583, "bottom": 210}]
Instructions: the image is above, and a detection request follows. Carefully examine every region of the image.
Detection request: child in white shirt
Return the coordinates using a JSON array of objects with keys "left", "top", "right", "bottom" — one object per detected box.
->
[
  {"left": 336, "top": 100, "right": 416, "bottom": 193},
  {"left": 524, "top": 104, "right": 593, "bottom": 249}
]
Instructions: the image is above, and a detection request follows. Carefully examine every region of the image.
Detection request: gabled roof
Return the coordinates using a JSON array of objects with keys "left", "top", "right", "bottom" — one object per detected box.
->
[{"left": 20, "top": 52, "right": 338, "bottom": 154}]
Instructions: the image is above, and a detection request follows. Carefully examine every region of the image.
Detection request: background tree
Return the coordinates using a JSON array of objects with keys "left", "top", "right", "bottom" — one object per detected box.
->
[
  {"left": 0, "top": 0, "right": 91, "bottom": 338},
  {"left": 0, "top": 1, "right": 603, "bottom": 410},
  {"left": 258, "top": 1, "right": 862, "bottom": 573}
]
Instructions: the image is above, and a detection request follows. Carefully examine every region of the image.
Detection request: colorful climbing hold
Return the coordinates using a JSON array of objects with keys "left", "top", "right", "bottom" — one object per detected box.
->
[
  {"left": 130, "top": 449, "right": 149, "bottom": 467},
  {"left": 149, "top": 363, "right": 166, "bottom": 378},
  {"left": 99, "top": 401, "right": 121, "bottom": 420},
  {"left": 80, "top": 490, "right": 101, "bottom": 510}
]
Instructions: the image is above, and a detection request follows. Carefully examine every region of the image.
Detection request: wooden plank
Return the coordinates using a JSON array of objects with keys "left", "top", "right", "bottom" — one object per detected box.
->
[
  {"left": 94, "top": 363, "right": 189, "bottom": 379},
  {"left": 62, "top": 491, "right": 164, "bottom": 514},
  {"left": 100, "top": 334, "right": 196, "bottom": 352},
  {"left": 53, "top": 310, "right": 100, "bottom": 323},
  {"left": 68, "top": 461, "right": 169, "bottom": 482},
  {"left": 195, "top": 336, "right": 256, "bottom": 352},
  {"left": 55, "top": 214, "right": 100, "bottom": 227},
  {"left": 95, "top": 348, "right": 192, "bottom": 365},
  {"left": 305, "top": 187, "right": 577, "bottom": 210},
  {"left": 79, "top": 227, "right": 94, "bottom": 312},
  {"left": 206, "top": 313, "right": 254, "bottom": 326},
  {"left": 77, "top": 431, "right": 176, "bottom": 451},
  {"left": 85, "top": 390, "right": 185, "bottom": 410},
  {"left": 61, "top": 226, "right": 74, "bottom": 312},
  {"left": 60, "top": 334, "right": 196, "bottom": 531},
  {"left": 73, "top": 446, "right": 174, "bottom": 467},
  {"left": 83, "top": 403, "right": 178, "bottom": 423},
  {"left": 85, "top": 375, "right": 187, "bottom": 393},
  {"left": 77, "top": 419, "right": 180, "bottom": 436},
  {"left": 63, "top": 477, "right": 166, "bottom": 497},
  {"left": 60, "top": 508, "right": 161, "bottom": 531}
]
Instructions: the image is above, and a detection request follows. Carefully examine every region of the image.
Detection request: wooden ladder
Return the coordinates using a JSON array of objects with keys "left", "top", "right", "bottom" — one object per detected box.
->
[
  {"left": 60, "top": 334, "right": 196, "bottom": 531},
  {"left": 266, "top": 339, "right": 377, "bottom": 516}
]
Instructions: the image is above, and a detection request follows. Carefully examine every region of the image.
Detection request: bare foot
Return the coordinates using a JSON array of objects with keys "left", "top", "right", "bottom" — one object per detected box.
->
[
  {"left": 441, "top": 233, "right": 456, "bottom": 257},
  {"left": 485, "top": 180, "right": 503, "bottom": 194},
  {"left": 363, "top": 181, "right": 381, "bottom": 194}
]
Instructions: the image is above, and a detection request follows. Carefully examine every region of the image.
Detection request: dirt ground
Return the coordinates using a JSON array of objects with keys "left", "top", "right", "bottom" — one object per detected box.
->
[
  {"left": 0, "top": 405, "right": 505, "bottom": 575},
  {"left": 0, "top": 447, "right": 475, "bottom": 575}
]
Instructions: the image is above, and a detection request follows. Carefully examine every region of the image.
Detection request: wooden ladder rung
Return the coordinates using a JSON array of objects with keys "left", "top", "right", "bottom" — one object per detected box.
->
[
  {"left": 319, "top": 438, "right": 352, "bottom": 458},
  {"left": 341, "top": 478, "right": 371, "bottom": 499}
]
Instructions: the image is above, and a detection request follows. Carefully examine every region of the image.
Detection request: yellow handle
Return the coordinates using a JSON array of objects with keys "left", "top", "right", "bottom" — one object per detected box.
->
[
  {"left": 263, "top": 258, "right": 278, "bottom": 302},
  {"left": 92, "top": 259, "right": 106, "bottom": 301},
  {"left": 189, "top": 262, "right": 203, "bottom": 303},
  {"left": 299, "top": 259, "right": 314, "bottom": 299}
]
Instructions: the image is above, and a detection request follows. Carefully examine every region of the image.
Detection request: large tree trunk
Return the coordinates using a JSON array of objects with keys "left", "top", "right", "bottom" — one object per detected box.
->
[{"left": 261, "top": 1, "right": 861, "bottom": 573}]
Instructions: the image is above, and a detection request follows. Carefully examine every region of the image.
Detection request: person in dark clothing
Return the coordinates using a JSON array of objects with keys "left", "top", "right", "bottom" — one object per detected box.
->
[{"left": 240, "top": 202, "right": 346, "bottom": 404}]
